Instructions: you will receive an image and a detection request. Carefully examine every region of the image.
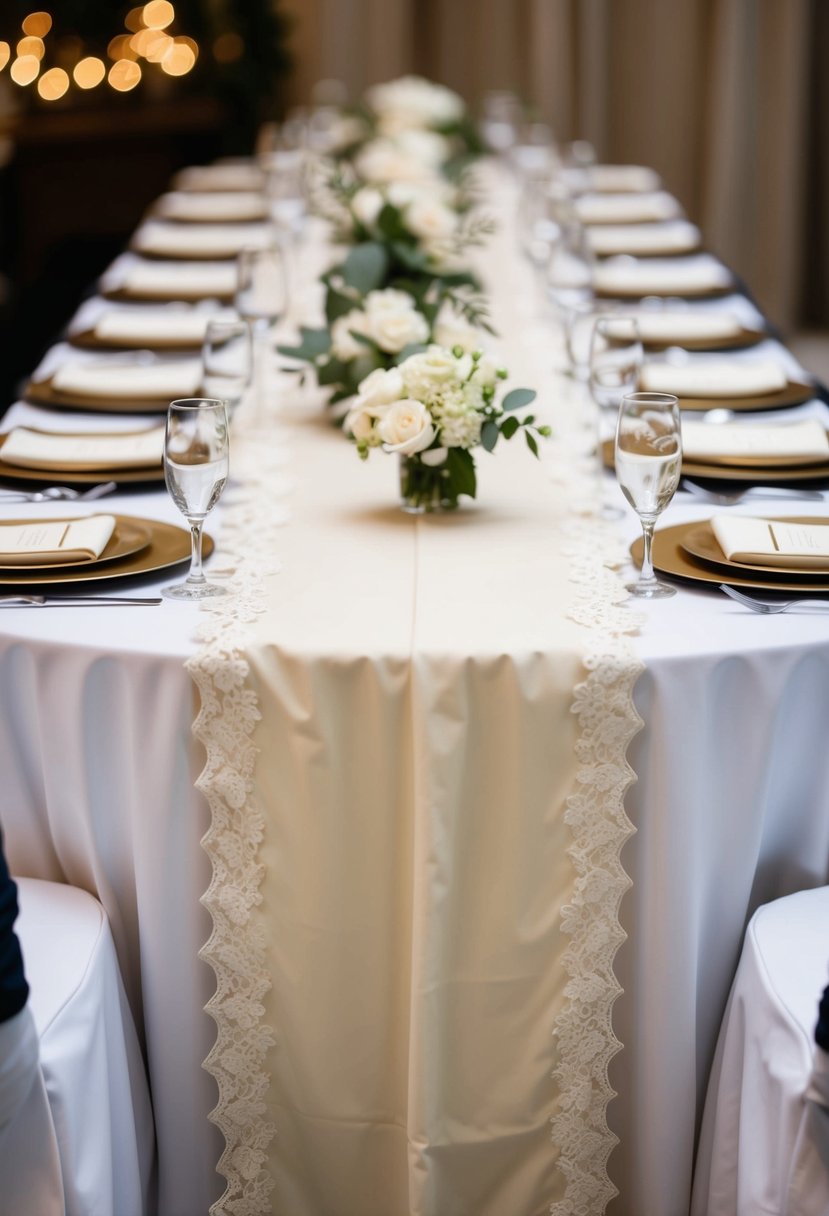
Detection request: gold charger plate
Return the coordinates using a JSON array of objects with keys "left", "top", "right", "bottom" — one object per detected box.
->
[
  {"left": 641, "top": 327, "right": 767, "bottom": 353},
  {"left": 677, "top": 379, "right": 814, "bottom": 413},
  {"left": 129, "top": 241, "right": 242, "bottom": 263},
  {"left": 601, "top": 439, "right": 829, "bottom": 484},
  {"left": 0, "top": 430, "right": 164, "bottom": 486},
  {"left": 102, "top": 284, "right": 236, "bottom": 305},
  {"left": 631, "top": 516, "right": 829, "bottom": 593},
  {"left": 0, "top": 515, "right": 214, "bottom": 588},
  {"left": 0, "top": 517, "right": 152, "bottom": 573},
  {"left": 596, "top": 281, "right": 734, "bottom": 301},
  {"left": 24, "top": 375, "right": 175, "bottom": 415},
  {"left": 679, "top": 520, "right": 829, "bottom": 578},
  {"left": 70, "top": 327, "right": 204, "bottom": 353}
]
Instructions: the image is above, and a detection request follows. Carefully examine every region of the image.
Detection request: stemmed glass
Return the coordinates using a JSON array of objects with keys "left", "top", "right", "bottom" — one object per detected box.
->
[
  {"left": 201, "top": 319, "right": 252, "bottom": 419},
  {"left": 546, "top": 218, "right": 594, "bottom": 320},
  {"left": 615, "top": 391, "right": 681, "bottom": 599},
  {"left": 162, "top": 398, "right": 229, "bottom": 601},
  {"left": 590, "top": 315, "right": 643, "bottom": 518},
  {"left": 236, "top": 245, "right": 288, "bottom": 416}
]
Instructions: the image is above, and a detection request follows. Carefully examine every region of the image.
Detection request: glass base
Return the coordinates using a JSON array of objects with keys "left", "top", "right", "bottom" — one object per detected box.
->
[
  {"left": 161, "top": 580, "right": 228, "bottom": 601},
  {"left": 625, "top": 579, "right": 676, "bottom": 599}
]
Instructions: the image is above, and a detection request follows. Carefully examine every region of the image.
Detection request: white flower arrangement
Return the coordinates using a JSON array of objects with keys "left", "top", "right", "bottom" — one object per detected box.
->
[{"left": 344, "top": 344, "right": 549, "bottom": 510}]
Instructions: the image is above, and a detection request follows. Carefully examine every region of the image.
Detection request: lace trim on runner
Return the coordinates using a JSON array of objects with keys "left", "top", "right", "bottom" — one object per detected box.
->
[
  {"left": 551, "top": 482, "right": 644, "bottom": 1215},
  {"left": 186, "top": 419, "right": 292, "bottom": 1216}
]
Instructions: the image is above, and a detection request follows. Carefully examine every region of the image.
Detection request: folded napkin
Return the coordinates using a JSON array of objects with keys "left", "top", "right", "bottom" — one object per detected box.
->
[
  {"left": 595, "top": 257, "right": 733, "bottom": 296},
  {"left": 629, "top": 311, "right": 744, "bottom": 343},
  {"left": 682, "top": 420, "right": 829, "bottom": 465},
  {"left": 155, "top": 192, "right": 267, "bottom": 223},
  {"left": 2, "top": 427, "right": 165, "bottom": 471},
  {"left": 172, "top": 163, "right": 264, "bottom": 193},
  {"left": 640, "top": 359, "right": 787, "bottom": 398},
  {"left": 575, "top": 191, "right": 683, "bottom": 225},
  {"left": 588, "top": 221, "right": 701, "bottom": 257},
  {"left": 0, "top": 515, "right": 115, "bottom": 565},
  {"left": 132, "top": 222, "right": 273, "bottom": 259},
  {"left": 712, "top": 515, "right": 829, "bottom": 569},
  {"left": 94, "top": 309, "right": 230, "bottom": 346},
  {"left": 114, "top": 260, "right": 238, "bottom": 301},
  {"left": 50, "top": 358, "right": 202, "bottom": 400},
  {"left": 588, "top": 165, "right": 661, "bottom": 193}
]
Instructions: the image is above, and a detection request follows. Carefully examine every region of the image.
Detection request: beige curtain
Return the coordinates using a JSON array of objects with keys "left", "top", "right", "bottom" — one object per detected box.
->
[{"left": 279, "top": 0, "right": 826, "bottom": 332}]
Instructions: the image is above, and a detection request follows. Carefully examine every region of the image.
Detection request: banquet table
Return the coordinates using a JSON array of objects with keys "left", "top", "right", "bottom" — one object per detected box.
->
[{"left": 2, "top": 166, "right": 829, "bottom": 1216}]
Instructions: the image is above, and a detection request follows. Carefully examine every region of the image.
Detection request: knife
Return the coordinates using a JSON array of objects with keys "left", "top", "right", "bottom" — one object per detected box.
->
[{"left": 0, "top": 595, "right": 162, "bottom": 606}]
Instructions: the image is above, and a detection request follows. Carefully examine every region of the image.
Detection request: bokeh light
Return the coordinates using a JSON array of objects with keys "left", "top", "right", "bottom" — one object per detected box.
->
[
  {"left": 37, "top": 66, "right": 69, "bottom": 100},
  {"left": 10, "top": 54, "right": 40, "bottom": 85},
  {"left": 108, "top": 34, "right": 137, "bottom": 61},
  {"left": 108, "top": 58, "right": 141, "bottom": 91},
  {"left": 0, "top": 43, "right": 10, "bottom": 71},
  {"left": 125, "top": 7, "right": 146, "bottom": 33},
  {"left": 142, "top": 2, "right": 175, "bottom": 30},
  {"left": 21, "top": 12, "right": 52, "bottom": 37},
  {"left": 161, "top": 38, "right": 195, "bottom": 76},
  {"left": 73, "top": 56, "right": 105, "bottom": 89},
  {"left": 17, "top": 36, "right": 45, "bottom": 60}
]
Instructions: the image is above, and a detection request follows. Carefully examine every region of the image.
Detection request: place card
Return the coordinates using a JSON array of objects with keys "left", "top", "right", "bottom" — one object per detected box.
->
[
  {"left": 681, "top": 420, "right": 829, "bottom": 465},
  {"left": 50, "top": 358, "right": 202, "bottom": 400},
  {"left": 0, "top": 515, "right": 115, "bottom": 564},
  {"left": 2, "top": 427, "right": 165, "bottom": 471},
  {"left": 712, "top": 516, "right": 829, "bottom": 569},
  {"left": 575, "top": 191, "right": 682, "bottom": 225},
  {"left": 640, "top": 359, "right": 787, "bottom": 398}
]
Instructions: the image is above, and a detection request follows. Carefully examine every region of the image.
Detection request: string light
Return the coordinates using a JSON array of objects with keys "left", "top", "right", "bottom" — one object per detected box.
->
[
  {"left": 73, "top": 56, "right": 105, "bottom": 89},
  {"left": 10, "top": 54, "right": 40, "bottom": 85},
  {"left": 21, "top": 12, "right": 52, "bottom": 37},
  {"left": 37, "top": 65, "right": 68, "bottom": 99},
  {"left": 142, "top": 2, "right": 175, "bottom": 31}
]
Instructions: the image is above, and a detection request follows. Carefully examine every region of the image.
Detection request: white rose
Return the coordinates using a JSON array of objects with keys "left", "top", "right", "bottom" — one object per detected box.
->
[
  {"left": 367, "top": 77, "right": 464, "bottom": 128},
  {"left": 356, "top": 366, "right": 405, "bottom": 411},
  {"left": 368, "top": 309, "right": 429, "bottom": 354},
  {"left": 377, "top": 399, "right": 436, "bottom": 454},
  {"left": 355, "top": 139, "right": 436, "bottom": 185},
  {"left": 400, "top": 347, "right": 460, "bottom": 396},
  {"left": 394, "top": 129, "right": 450, "bottom": 167},
  {"left": 404, "top": 197, "right": 458, "bottom": 243},
  {"left": 331, "top": 310, "right": 371, "bottom": 361},
  {"left": 351, "top": 187, "right": 384, "bottom": 228},
  {"left": 470, "top": 354, "right": 503, "bottom": 388},
  {"left": 364, "top": 288, "right": 417, "bottom": 315},
  {"left": 433, "top": 309, "right": 484, "bottom": 354},
  {"left": 344, "top": 401, "right": 380, "bottom": 443}
]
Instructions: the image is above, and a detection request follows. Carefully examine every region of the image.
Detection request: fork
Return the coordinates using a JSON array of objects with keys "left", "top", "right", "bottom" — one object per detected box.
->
[
  {"left": 719, "top": 584, "right": 829, "bottom": 613},
  {"left": 0, "top": 481, "right": 118, "bottom": 504},
  {"left": 681, "top": 479, "right": 825, "bottom": 506}
]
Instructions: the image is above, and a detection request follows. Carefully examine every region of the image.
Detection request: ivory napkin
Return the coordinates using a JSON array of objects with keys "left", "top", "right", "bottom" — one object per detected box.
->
[
  {"left": 94, "top": 309, "right": 229, "bottom": 346},
  {"left": 51, "top": 358, "right": 202, "bottom": 399},
  {"left": 587, "top": 221, "right": 701, "bottom": 257},
  {"left": 155, "top": 192, "right": 267, "bottom": 223},
  {"left": 575, "top": 191, "right": 683, "bottom": 225},
  {"left": 2, "top": 427, "right": 165, "bottom": 471},
  {"left": 712, "top": 515, "right": 829, "bottom": 569},
  {"left": 0, "top": 515, "right": 115, "bottom": 565},
  {"left": 114, "top": 260, "right": 238, "bottom": 300},
  {"left": 173, "top": 163, "right": 264, "bottom": 193},
  {"left": 132, "top": 222, "right": 272, "bottom": 259},
  {"left": 640, "top": 359, "right": 787, "bottom": 398},
  {"left": 682, "top": 420, "right": 829, "bottom": 465},
  {"left": 629, "top": 311, "right": 744, "bottom": 343},
  {"left": 595, "top": 257, "right": 733, "bottom": 296},
  {"left": 588, "top": 165, "right": 661, "bottom": 193}
]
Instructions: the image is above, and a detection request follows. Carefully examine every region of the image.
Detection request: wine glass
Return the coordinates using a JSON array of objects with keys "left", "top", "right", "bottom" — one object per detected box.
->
[
  {"left": 563, "top": 299, "right": 600, "bottom": 382},
  {"left": 162, "top": 398, "right": 229, "bottom": 601},
  {"left": 236, "top": 245, "right": 288, "bottom": 416},
  {"left": 201, "top": 318, "right": 252, "bottom": 419},
  {"left": 615, "top": 391, "right": 681, "bottom": 598},
  {"left": 545, "top": 219, "right": 594, "bottom": 320},
  {"left": 589, "top": 315, "right": 643, "bottom": 518}
]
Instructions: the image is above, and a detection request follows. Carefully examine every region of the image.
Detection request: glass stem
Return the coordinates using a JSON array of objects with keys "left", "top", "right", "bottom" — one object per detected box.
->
[
  {"left": 187, "top": 520, "right": 206, "bottom": 586},
  {"left": 639, "top": 517, "right": 657, "bottom": 585}
]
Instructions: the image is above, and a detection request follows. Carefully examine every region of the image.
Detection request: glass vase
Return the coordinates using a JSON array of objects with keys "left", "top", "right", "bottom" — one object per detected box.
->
[{"left": 398, "top": 454, "right": 455, "bottom": 514}]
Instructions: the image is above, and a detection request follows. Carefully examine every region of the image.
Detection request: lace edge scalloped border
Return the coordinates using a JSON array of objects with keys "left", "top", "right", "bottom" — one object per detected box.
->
[
  {"left": 550, "top": 516, "right": 645, "bottom": 1216},
  {"left": 186, "top": 430, "right": 290, "bottom": 1216}
]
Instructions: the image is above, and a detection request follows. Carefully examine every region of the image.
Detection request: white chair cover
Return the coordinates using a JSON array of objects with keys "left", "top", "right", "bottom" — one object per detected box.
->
[
  {"left": 0, "top": 1004, "right": 64, "bottom": 1216},
  {"left": 692, "top": 886, "right": 829, "bottom": 1216},
  {"left": 15, "top": 879, "right": 155, "bottom": 1216}
]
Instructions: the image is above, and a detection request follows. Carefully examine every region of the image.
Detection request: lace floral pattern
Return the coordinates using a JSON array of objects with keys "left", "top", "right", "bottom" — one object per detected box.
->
[{"left": 186, "top": 416, "right": 292, "bottom": 1216}]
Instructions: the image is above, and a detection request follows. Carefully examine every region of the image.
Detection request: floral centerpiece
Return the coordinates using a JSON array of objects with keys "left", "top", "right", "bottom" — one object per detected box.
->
[
  {"left": 329, "top": 75, "right": 485, "bottom": 179},
  {"left": 344, "top": 345, "right": 549, "bottom": 512}
]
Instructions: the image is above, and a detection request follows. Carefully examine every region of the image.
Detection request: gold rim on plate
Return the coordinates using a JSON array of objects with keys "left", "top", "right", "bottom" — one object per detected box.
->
[
  {"left": 676, "top": 379, "right": 814, "bottom": 413},
  {"left": 0, "top": 430, "right": 164, "bottom": 485},
  {"left": 70, "top": 327, "right": 205, "bottom": 353},
  {"left": 102, "top": 284, "right": 236, "bottom": 305},
  {"left": 24, "top": 374, "right": 178, "bottom": 414},
  {"left": 0, "top": 514, "right": 213, "bottom": 588},
  {"left": 632, "top": 516, "right": 829, "bottom": 592},
  {"left": 602, "top": 438, "right": 829, "bottom": 484},
  {"left": 640, "top": 327, "right": 767, "bottom": 353},
  {"left": 679, "top": 521, "right": 829, "bottom": 578},
  {"left": 0, "top": 517, "right": 152, "bottom": 573}
]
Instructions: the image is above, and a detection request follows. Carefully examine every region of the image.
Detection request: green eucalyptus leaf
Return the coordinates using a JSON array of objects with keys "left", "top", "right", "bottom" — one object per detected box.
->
[
  {"left": 501, "top": 415, "right": 520, "bottom": 439},
  {"left": 502, "top": 387, "right": 537, "bottom": 412},
  {"left": 325, "top": 288, "right": 358, "bottom": 325},
  {"left": 317, "top": 358, "right": 350, "bottom": 387},
  {"left": 525, "top": 430, "right": 540, "bottom": 458},
  {"left": 342, "top": 243, "right": 389, "bottom": 294},
  {"left": 481, "top": 420, "right": 499, "bottom": 452},
  {"left": 446, "top": 447, "right": 477, "bottom": 498}
]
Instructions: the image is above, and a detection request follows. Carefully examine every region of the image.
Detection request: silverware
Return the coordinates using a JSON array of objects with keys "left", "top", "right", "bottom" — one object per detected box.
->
[
  {"left": 0, "top": 594, "right": 162, "bottom": 606},
  {"left": 0, "top": 481, "right": 118, "bottom": 504},
  {"left": 681, "top": 479, "right": 825, "bottom": 505},
  {"left": 719, "top": 584, "right": 829, "bottom": 614}
]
